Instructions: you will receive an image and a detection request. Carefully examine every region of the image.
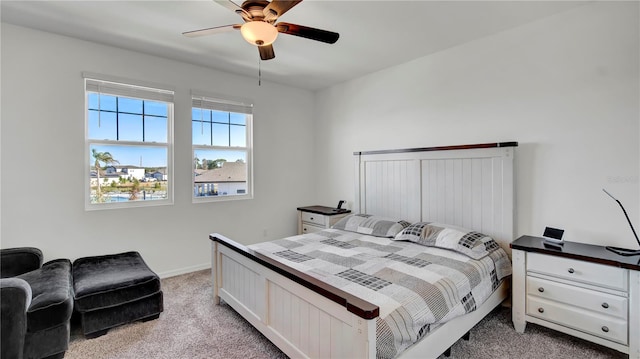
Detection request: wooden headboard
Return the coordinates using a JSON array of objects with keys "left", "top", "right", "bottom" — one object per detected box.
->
[{"left": 354, "top": 142, "right": 517, "bottom": 253}]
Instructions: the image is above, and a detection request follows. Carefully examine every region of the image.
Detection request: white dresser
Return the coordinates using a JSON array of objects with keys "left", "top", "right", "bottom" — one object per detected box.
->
[
  {"left": 297, "top": 206, "right": 350, "bottom": 235},
  {"left": 511, "top": 236, "right": 639, "bottom": 358}
]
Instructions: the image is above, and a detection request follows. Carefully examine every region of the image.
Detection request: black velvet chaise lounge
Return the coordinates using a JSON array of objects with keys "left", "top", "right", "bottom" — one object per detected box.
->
[{"left": 72, "top": 251, "right": 163, "bottom": 338}]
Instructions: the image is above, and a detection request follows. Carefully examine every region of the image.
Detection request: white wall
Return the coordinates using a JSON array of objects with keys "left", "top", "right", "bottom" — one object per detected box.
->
[
  {"left": 2, "top": 1, "right": 639, "bottom": 276},
  {"left": 314, "top": 2, "right": 640, "bottom": 248},
  {"left": 0, "top": 24, "right": 317, "bottom": 276}
]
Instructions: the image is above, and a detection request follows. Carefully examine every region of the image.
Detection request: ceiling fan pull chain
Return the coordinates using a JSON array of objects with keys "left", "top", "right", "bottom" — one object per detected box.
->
[{"left": 258, "top": 59, "right": 262, "bottom": 86}]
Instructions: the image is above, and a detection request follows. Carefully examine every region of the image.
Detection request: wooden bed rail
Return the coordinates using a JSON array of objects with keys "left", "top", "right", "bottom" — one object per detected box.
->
[{"left": 210, "top": 233, "right": 380, "bottom": 319}]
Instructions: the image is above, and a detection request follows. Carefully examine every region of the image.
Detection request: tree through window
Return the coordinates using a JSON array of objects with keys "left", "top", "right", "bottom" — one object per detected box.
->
[{"left": 85, "top": 75, "right": 174, "bottom": 209}]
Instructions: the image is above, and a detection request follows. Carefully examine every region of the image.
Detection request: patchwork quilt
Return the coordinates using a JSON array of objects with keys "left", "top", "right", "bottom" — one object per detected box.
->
[{"left": 249, "top": 229, "right": 512, "bottom": 359}]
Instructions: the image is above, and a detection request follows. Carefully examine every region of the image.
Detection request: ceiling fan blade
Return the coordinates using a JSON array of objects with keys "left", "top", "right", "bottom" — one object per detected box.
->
[
  {"left": 258, "top": 44, "right": 275, "bottom": 60},
  {"left": 214, "top": 0, "right": 251, "bottom": 19},
  {"left": 214, "top": 0, "right": 242, "bottom": 13},
  {"left": 183, "top": 24, "right": 240, "bottom": 38},
  {"left": 263, "top": 1, "right": 303, "bottom": 22},
  {"left": 276, "top": 22, "right": 339, "bottom": 44}
]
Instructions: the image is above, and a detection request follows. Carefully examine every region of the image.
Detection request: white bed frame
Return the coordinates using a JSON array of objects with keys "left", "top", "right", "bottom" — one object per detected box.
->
[{"left": 211, "top": 142, "right": 517, "bottom": 358}]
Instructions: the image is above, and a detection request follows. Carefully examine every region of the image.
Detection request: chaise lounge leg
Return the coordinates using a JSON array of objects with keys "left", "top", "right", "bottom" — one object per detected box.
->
[
  {"left": 85, "top": 329, "right": 109, "bottom": 339},
  {"left": 42, "top": 352, "right": 65, "bottom": 359},
  {"left": 141, "top": 314, "right": 160, "bottom": 322},
  {"left": 462, "top": 331, "right": 470, "bottom": 341},
  {"left": 443, "top": 347, "right": 451, "bottom": 357}
]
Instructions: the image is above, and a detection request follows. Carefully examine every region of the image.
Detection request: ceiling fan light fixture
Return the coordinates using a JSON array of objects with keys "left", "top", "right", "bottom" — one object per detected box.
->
[{"left": 241, "top": 21, "right": 278, "bottom": 46}]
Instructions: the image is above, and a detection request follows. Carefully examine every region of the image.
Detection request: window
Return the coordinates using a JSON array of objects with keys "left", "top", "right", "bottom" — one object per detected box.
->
[
  {"left": 192, "top": 94, "right": 253, "bottom": 201},
  {"left": 85, "top": 75, "right": 174, "bottom": 209}
]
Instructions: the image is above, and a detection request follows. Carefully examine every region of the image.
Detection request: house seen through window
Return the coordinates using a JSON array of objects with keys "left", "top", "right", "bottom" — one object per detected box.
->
[
  {"left": 192, "top": 94, "right": 253, "bottom": 201},
  {"left": 85, "top": 76, "right": 174, "bottom": 209}
]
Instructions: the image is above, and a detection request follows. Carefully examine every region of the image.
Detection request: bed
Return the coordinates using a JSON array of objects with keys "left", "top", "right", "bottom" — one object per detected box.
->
[{"left": 210, "top": 142, "right": 517, "bottom": 358}]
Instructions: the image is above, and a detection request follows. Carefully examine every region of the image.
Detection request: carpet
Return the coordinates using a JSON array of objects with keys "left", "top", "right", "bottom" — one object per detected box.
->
[{"left": 65, "top": 269, "right": 625, "bottom": 359}]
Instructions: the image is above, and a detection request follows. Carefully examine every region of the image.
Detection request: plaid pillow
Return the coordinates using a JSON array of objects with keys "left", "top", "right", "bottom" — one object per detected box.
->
[
  {"left": 394, "top": 222, "right": 500, "bottom": 259},
  {"left": 331, "top": 214, "right": 411, "bottom": 238}
]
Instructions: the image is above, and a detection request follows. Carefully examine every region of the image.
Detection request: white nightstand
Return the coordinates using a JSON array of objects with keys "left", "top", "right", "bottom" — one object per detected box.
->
[
  {"left": 511, "top": 236, "right": 639, "bottom": 358},
  {"left": 297, "top": 206, "right": 351, "bottom": 235}
]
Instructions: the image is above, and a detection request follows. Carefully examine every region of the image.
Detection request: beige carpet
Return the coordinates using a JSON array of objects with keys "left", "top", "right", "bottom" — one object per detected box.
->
[
  {"left": 66, "top": 270, "right": 286, "bottom": 359},
  {"left": 65, "top": 269, "right": 625, "bottom": 359}
]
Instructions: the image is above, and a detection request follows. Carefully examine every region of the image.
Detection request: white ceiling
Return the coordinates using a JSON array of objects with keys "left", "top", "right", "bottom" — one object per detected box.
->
[{"left": 1, "top": 1, "right": 585, "bottom": 91}]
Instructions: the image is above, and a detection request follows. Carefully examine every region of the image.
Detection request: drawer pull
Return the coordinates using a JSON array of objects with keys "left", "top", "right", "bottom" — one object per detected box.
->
[
  {"left": 538, "top": 308, "right": 544, "bottom": 313},
  {"left": 601, "top": 326, "right": 609, "bottom": 333},
  {"left": 602, "top": 302, "right": 609, "bottom": 309},
  {"left": 538, "top": 287, "right": 544, "bottom": 293},
  {"left": 568, "top": 268, "right": 575, "bottom": 274},
  {"left": 310, "top": 217, "right": 314, "bottom": 220}
]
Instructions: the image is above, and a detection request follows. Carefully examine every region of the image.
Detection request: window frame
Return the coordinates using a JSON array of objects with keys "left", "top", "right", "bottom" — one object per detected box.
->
[
  {"left": 84, "top": 73, "right": 174, "bottom": 210},
  {"left": 191, "top": 91, "right": 253, "bottom": 203}
]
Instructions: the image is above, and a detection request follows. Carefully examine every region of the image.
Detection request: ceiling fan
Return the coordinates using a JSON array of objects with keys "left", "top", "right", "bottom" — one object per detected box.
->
[{"left": 183, "top": 0, "right": 340, "bottom": 61}]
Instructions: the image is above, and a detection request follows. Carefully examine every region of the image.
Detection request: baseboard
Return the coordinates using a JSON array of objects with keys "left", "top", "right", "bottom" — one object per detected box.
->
[{"left": 157, "top": 263, "right": 210, "bottom": 279}]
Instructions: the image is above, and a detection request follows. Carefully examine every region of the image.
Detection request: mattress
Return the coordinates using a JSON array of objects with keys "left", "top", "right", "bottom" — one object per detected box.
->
[{"left": 249, "top": 228, "right": 512, "bottom": 358}]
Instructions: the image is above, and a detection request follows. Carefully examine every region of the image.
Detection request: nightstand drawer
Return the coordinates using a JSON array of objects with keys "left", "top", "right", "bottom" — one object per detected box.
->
[
  {"left": 527, "top": 296, "right": 628, "bottom": 344},
  {"left": 527, "top": 252, "right": 627, "bottom": 291},
  {"left": 527, "top": 276, "right": 627, "bottom": 319},
  {"left": 301, "top": 211, "right": 326, "bottom": 226},
  {"left": 297, "top": 206, "right": 350, "bottom": 235},
  {"left": 301, "top": 223, "right": 324, "bottom": 234}
]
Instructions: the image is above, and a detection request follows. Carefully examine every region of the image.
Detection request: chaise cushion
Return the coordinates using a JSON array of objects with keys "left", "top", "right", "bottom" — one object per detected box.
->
[
  {"left": 16, "top": 259, "right": 73, "bottom": 333},
  {"left": 73, "top": 251, "right": 160, "bottom": 312}
]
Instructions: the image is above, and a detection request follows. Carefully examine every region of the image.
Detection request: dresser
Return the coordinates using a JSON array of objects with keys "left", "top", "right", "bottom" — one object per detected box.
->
[
  {"left": 297, "top": 206, "right": 350, "bottom": 235},
  {"left": 511, "top": 236, "right": 639, "bottom": 358}
]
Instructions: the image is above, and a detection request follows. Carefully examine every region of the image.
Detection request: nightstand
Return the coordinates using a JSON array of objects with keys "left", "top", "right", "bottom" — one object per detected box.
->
[
  {"left": 297, "top": 206, "right": 351, "bottom": 235},
  {"left": 511, "top": 236, "right": 640, "bottom": 358}
]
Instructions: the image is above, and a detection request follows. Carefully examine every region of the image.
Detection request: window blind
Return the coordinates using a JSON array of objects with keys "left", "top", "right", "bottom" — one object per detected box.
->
[
  {"left": 85, "top": 77, "right": 174, "bottom": 103},
  {"left": 192, "top": 96, "right": 253, "bottom": 115}
]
